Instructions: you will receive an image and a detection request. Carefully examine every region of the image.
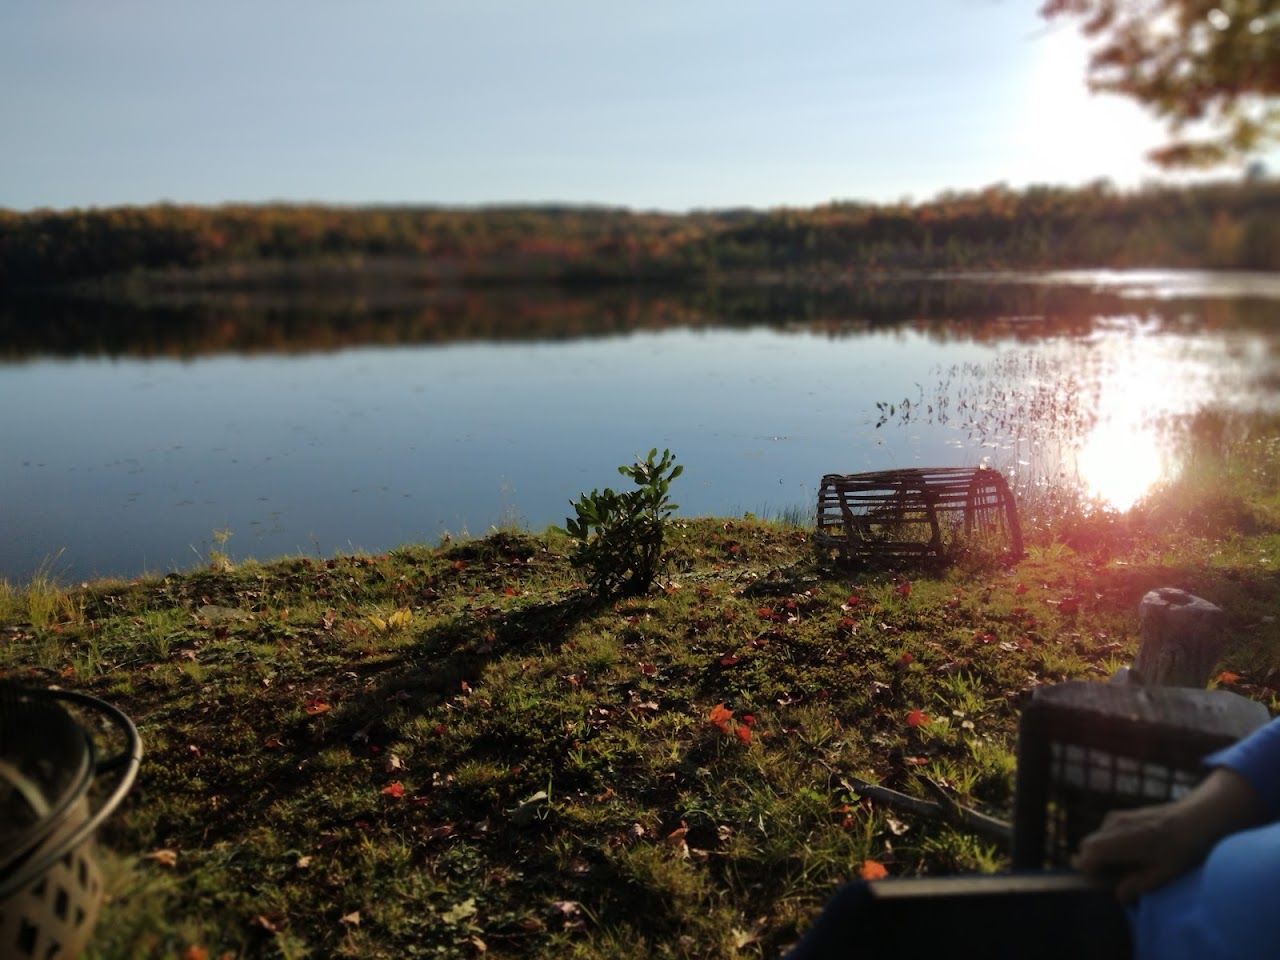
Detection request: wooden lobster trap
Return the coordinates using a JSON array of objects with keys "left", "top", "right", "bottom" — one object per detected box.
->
[{"left": 815, "top": 467, "right": 1023, "bottom": 565}]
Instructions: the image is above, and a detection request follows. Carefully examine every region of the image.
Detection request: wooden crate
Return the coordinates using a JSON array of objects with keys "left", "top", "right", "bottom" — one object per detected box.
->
[{"left": 815, "top": 467, "right": 1022, "bottom": 564}]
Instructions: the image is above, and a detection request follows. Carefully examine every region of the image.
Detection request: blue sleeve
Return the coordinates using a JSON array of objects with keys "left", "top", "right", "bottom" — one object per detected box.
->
[{"left": 1203, "top": 716, "right": 1280, "bottom": 818}]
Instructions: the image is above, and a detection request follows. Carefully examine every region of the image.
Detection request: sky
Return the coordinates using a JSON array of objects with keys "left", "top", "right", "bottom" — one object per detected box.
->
[{"left": 0, "top": 0, "right": 1200, "bottom": 212}]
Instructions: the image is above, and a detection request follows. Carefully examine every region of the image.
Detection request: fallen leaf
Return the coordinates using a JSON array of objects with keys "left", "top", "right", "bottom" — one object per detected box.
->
[
  {"left": 182, "top": 946, "right": 208, "bottom": 960},
  {"left": 385, "top": 754, "right": 406, "bottom": 774},
  {"left": 638, "top": 662, "right": 657, "bottom": 676},
  {"left": 381, "top": 781, "right": 405, "bottom": 798},
  {"left": 304, "top": 700, "right": 331, "bottom": 716},
  {"left": 734, "top": 724, "right": 752, "bottom": 744},
  {"left": 509, "top": 790, "right": 549, "bottom": 827},
  {"left": 708, "top": 702, "right": 734, "bottom": 734},
  {"left": 144, "top": 849, "right": 178, "bottom": 868},
  {"left": 905, "top": 709, "right": 929, "bottom": 728},
  {"left": 295, "top": 855, "right": 313, "bottom": 869},
  {"left": 898, "top": 652, "right": 914, "bottom": 666},
  {"left": 339, "top": 911, "right": 361, "bottom": 926},
  {"left": 895, "top": 580, "right": 912, "bottom": 599},
  {"left": 859, "top": 859, "right": 889, "bottom": 880},
  {"left": 442, "top": 898, "right": 478, "bottom": 925},
  {"left": 1217, "top": 670, "right": 1242, "bottom": 685},
  {"left": 718, "top": 654, "right": 741, "bottom": 667}
]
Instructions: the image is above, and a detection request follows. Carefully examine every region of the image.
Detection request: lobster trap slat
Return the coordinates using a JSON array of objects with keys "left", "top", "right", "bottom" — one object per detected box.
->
[{"left": 814, "top": 467, "right": 1022, "bottom": 565}]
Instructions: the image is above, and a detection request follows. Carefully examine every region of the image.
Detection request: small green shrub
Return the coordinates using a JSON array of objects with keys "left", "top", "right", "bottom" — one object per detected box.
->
[{"left": 565, "top": 448, "right": 682, "bottom": 598}]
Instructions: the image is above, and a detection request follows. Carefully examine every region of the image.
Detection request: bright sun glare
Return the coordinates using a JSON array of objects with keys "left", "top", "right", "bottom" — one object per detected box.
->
[
  {"left": 1077, "top": 416, "right": 1166, "bottom": 511},
  {"left": 1073, "top": 336, "right": 1189, "bottom": 511}
]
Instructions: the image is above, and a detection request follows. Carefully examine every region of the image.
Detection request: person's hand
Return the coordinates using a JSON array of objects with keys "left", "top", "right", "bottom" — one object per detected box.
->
[
  {"left": 1073, "top": 767, "right": 1267, "bottom": 902},
  {"left": 1073, "top": 801, "right": 1207, "bottom": 901}
]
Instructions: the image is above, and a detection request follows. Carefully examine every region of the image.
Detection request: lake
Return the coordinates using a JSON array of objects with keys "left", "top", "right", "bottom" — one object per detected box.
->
[{"left": 3, "top": 271, "right": 1279, "bottom": 583}]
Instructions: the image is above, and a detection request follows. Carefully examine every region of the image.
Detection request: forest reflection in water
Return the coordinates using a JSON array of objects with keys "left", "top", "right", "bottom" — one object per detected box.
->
[{"left": 2, "top": 274, "right": 1277, "bottom": 582}]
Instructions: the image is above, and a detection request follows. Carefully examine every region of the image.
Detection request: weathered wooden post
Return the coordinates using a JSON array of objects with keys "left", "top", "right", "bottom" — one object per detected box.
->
[{"left": 1130, "top": 588, "right": 1227, "bottom": 688}]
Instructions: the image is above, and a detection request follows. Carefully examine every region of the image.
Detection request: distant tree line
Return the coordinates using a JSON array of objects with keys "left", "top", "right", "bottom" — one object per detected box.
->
[
  {"left": 5, "top": 279, "right": 1274, "bottom": 361},
  {"left": 1, "top": 178, "right": 1277, "bottom": 292}
]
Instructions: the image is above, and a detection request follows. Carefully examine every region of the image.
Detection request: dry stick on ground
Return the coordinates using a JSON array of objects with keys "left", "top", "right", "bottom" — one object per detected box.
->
[{"left": 833, "top": 768, "right": 1013, "bottom": 849}]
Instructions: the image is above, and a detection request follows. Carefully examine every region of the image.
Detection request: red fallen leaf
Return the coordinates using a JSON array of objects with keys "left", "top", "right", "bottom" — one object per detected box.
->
[
  {"left": 451, "top": 560, "right": 468, "bottom": 571},
  {"left": 844, "top": 593, "right": 861, "bottom": 607},
  {"left": 784, "top": 599, "right": 798, "bottom": 612},
  {"left": 895, "top": 580, "right": 912, "bottom": 599},
  {"left": 838, "top": 616, "right": 857, "bottom": 631},
  {"left": 665, "top": 822, "right": 689, "bottom": 845},
  {"left": 381, "top": 781, "right": 405, "bottom": 798},
  {"left": 1058, "top": 596, "right": 1080, "bottom": 615},
  {"left": 719, "top": 654, "right": 741, "bottom": 667},
  {"left": 502, "top": 585, "right": 519, "bottom": 597},
  {"left": 1015, "top": 582, "right": 1028, "bottom": 595},
  {"left": 741, "top": 714, "right": 756, "bottom": 727},
  {"left": 263, "top": 734, "right": 284, "bottom": 749},
  {"left": 859, "top": 859, "right": 888, "bottom": 880},
  {"left": 708, "top": 702, "right": 734, "bottom": 734},
  {"left": 1217, "top": 670, "right": 1242, "bottom": 685},
  {"left": 904, "top": 755, "right": 930, "bottom": 766},
  {"left": 433, "top": 723, "right": 447, "bottom": 735},
  {"left": 727, "top": 542, "right": 741, "bottom": 554},
  {"left": 898, "top": 652, "right": 914, "bottom": 666},
  {"left": 639, "top": 662, "right": 657, "bottom": 676},
  {"left": 906, "top": 709, "right": 929, "bottom": 728},
  {"left": 757, "top": 606, "right": 776, "bottom": 621},
  {"left": 182, "top": 946, "right": 209, "bottom": 960},
  {"left": 734, "top": 724, "right": 752, "bottom": 744},
  {"left": 304, "top": 700, "right": 331, "bottom": 716},
  {"left": 977, "top": 632, "right": 997, "bottom": 644}
]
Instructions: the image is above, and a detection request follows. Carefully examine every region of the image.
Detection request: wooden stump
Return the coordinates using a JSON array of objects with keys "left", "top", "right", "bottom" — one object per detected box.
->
[{"left": 1132, "top": 588, "right": 1226, "bottom": 688}]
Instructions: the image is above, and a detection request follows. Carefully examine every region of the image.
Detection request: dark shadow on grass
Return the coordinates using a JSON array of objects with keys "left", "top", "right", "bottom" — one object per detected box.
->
[{"left": 178, "top": 587, "right": 613, "bottom": 847}]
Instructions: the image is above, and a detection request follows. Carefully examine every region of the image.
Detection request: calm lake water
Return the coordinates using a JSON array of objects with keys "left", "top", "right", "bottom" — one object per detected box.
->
[{"left": 3, "top": 272, "right": 1279, "bottom": 583}]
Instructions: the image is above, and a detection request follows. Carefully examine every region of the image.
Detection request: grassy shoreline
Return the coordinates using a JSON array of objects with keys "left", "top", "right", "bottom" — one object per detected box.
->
[{"left": 3, "top": 433, "right": 1280, "bottom": 958}]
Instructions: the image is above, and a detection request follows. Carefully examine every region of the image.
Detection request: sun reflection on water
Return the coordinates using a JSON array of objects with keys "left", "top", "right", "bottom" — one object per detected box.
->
[
  {"left": 1071, "top": 333, "right": 1240, "bottom": 511},
  {"left": 1077, "top": 417, "right": 1166, "bottom": 511}
]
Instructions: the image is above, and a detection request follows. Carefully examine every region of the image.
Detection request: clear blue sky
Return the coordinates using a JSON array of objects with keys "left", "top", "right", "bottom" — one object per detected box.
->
[{"left": 1, "top": 0, "right": 1188, "bottom": 211}]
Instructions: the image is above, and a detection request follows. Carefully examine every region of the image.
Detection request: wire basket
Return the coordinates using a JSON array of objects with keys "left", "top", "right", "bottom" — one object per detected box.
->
[{"left": 0, "top": 684, "right": 142, "bottom": 959}]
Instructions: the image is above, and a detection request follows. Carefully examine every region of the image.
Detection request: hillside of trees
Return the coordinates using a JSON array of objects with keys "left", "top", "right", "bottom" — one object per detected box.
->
[{"left": 2, "top": 178, "right": 1277, "bottom": 293}]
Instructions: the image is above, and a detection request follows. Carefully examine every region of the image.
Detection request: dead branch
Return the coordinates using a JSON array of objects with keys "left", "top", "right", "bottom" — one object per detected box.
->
[{"left": 836, "top": 770, "right": 1012, "bottom": 849}]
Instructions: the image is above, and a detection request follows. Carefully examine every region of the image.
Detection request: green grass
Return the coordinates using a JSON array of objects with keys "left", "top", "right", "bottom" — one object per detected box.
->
[{"left": 3, "top": 430, "right": 1280, "bottom": 958}]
